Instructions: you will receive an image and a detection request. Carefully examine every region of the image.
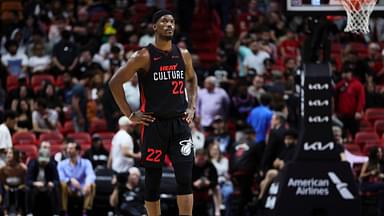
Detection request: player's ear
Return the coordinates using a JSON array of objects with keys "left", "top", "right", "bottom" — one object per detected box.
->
[{"left": 153, "top": 24, "right": 157, "bottom": 31}]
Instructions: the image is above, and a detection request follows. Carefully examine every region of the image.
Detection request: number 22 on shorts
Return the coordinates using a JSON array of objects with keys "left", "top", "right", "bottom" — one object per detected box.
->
[{"left": 146, "top": 148, "right": 162, "bottom": 162}]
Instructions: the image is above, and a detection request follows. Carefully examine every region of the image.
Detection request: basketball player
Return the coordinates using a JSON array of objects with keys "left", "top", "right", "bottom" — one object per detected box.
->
[{"left": 109, "top": 10, "right": 198, "bottom": 216}]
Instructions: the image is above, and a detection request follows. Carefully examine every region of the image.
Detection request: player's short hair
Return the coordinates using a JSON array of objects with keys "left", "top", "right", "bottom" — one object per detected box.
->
[{"left": 152, "top": 9, "right": 174, "bottom": 23}]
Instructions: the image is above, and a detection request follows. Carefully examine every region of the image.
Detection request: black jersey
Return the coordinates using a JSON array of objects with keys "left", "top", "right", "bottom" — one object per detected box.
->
[{"left": 138, "top": 44, "right": 188, "bottom": 117}]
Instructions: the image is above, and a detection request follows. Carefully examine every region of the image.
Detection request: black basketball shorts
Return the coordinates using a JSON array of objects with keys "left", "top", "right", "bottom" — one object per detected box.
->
[{"left": 140, "top": 117, "right": 194, "bottom": 168}]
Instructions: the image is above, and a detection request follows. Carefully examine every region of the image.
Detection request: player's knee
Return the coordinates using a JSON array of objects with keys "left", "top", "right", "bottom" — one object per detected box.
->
[
  {"left": 174, "top": 163, "right": 193, "bottom": 195},
  {"left": 144, "top": 168, "right": 162, "bottom": 201}
]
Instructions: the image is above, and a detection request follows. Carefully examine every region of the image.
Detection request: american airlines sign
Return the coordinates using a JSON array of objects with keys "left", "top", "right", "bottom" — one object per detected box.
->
[
  {"left": 304, "top": 142, "right": 335, "bottom": 151},
  {"left": 308, "top": 100, "right": 329, "bottom": 107},
  {"left": 308, "top": 83, "right": 329, "bottom": 90},
  {"left": 308, "top": 116, "right": 329, "bottom": 123}
]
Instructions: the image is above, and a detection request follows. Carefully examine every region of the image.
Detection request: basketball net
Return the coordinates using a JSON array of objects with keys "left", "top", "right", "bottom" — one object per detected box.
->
[{"left": 341, "top": 0, "right": 377, "bottom": 34}]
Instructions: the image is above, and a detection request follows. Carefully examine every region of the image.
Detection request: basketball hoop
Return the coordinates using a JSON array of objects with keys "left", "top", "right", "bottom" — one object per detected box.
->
[{"left": 341, "top": 0, "right": 377, "bottom": 34}]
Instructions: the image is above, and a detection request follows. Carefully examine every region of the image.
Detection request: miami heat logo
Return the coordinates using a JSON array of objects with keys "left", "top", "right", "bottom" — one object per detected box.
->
[{"left": 179, "top": 139, "right": 193, "bottom": 156}]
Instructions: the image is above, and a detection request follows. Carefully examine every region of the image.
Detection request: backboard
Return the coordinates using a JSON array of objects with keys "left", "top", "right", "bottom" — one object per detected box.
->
[{"left": 285, "top": 0, "right": 384, "bottom": 15}]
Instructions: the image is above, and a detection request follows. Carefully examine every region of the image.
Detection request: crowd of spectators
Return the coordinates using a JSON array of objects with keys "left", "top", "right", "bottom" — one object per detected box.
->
[{"left": 0, "top": 0, "right": 384, "bottom": 215}]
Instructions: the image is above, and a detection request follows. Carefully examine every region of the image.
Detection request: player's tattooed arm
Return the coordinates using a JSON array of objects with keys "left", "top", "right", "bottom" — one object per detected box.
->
[{"left": 181, "top": 48, "right": 198, "bottom": 124}]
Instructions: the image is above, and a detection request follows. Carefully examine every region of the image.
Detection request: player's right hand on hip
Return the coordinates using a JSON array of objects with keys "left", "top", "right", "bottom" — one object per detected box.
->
[{"left": 130, "top": 111, "right": 156, "bottom": 126}]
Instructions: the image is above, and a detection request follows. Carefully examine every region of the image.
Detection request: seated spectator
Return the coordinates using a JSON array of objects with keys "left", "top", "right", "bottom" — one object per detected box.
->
[
  {"left": 37, "top": 82, "right": 63, "bottom": 113},
  {"left": 9, "top": 84, "right": 34, "bottom": 113},
  {"left": 208, "top": 141, "right": 233, "bottom": 212},
  {"left": 52, "top": 30, "right": 79, "bottom": 77},
  {"left": 32, "top": 98, "right": 59, "bottom": 133},
  {"left": 333, "top": 125, "right": 367, "bottom": 167},
  {"left": 1, "top": 40, "right": 28, "bottom": 78},
  {"left": 258, "top": 129, "right": 298, "bottom": 200},
  {"left": 53, "top": 137, "right": 72, "bottom": 164},
  {"left": 26, "top": 141, "right": 60, "bottom": 216},
  {"left": 190, "top": 121, "right": 205, "bottom": 151},
  {"left": 83, "top": 134, "right": 109, "bottom": 169},
  {"left": 58, "top": 141, "right": 96, "bottom": 216},
  {"left": 247, "top": 74, "right": 266, "bottom": 105},
  {"left": 109, "top": 167, "right": 146, "bottom": 216},
  {"left": 28, "top": 42, "right": 51, "bottom": 74},
  {"left": 359, "top": 146, "right": 384, "bottom": 214},
  {"left": 208, "top": 115, "right": 234, "bottom": 154},
  {"left": 15, "top": 99, "right": 33, "bottom": 131},
  {"left": 192, "top": 148, "right": 220, "bottom": 216},
  {"left": 0, "top": 148, "right": 27, "bottom": 215}
]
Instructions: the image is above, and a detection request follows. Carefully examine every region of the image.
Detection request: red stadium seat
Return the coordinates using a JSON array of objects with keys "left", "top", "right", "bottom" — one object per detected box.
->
[
  {"left": 12, "top": 131, "right": 37, "bottom": 146},
  {"left": 68, "top": 132, "right": 91, "bottom": 146},
  {"left": 6, "top": 75, "right": 19, "bottom": 92},
  {"left": 39, "top": 131, "right": 64, "bottom": 145},
  {"left": 50, "top": 144, "right": 63, "bottom": 155},
  {"left": 344, "top": 143, "right": 362, "bottom": 155},
  {"left": 89, "top": 118, "right": 108, "bottom": 134},
  {"left": 55, "top": 75, "right": 65, "bottom": 89},
  {"left": 365, "top": 108, "right": 384, "bottom": 124},
  {"left": 354, "top": 131, "right": 380, "bottom": 150},
  {"left": 96, "top": 132, "right": 114, "bottom": 150},
  {"left": 31, "top": 74, "right": 55, "bottom": 92},
  {"left": 359, "top": 118, "right": 374, "bottom": 132},
  {"left": 62, "top": 121, "right": 75, "bottom": 135},
  {"left": 14, "top": 144, "right": 38, "bottom": 159},
  {"left": 374, "top": 120, "right": 384, "bottom": 138}
]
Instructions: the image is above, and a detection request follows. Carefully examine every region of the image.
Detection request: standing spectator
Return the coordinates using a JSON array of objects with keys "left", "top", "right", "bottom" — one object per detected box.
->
[
  {"left": 97, "top": 35, "right": 124, "bottom": 61},
  {"left": 335, "top": 66, "right": 365, "bottom": 137},
  {"left": 247, "top": 93, "right": 273, "bottom": 143},
  {"left": 28, "top": 42, "right": 51, "bottom": 74},
  {"left": 247, "top": 74, "right": 266, "bottom": 105},
  {"left": 1, "top": 40, "right": 28, "bottom": 78},
  {"left": 0, "top": 148, "right": 27, "bottom": 215},
  {"left": 26, "top": 141, "right": 60, "bottom": 216},
  {"left": 108, "top": 116, "right": 140, "bottom": 175},
  {"left": 207, "top": 50, "right": 235, "bottom": 91},
  {"left": 243, "top": 40, "right": 270, "bottom": 76},
  {"left": 123, "top": 74, "right": 140, "bottom": 112},
  {"left": 220, "top": 23, "right": 238, "bottom": 70},
  {"left": 52, "top": 30, "right": 79, "bottom": 77},
  {"left": 61, "top": 72, "right": 88, "bottom": 132},
  {"left": 83, "top": 134, "right": 109, "bottom": 170},
  {"left": 231, "top": 81, "right": 255, "bottom": 120},
  {"left": 260, "top": 112, "right": 287, "bottom": 173},
  {"left": 196, "top": 76, "right": 230, "bottom": 130},
  {"left": 237, "top": 34, "right": 253, "bottom": 77},
  {"left": 192, "top": 149, "right": 220, "bottom": 216},
  {"left": 278, "top": 29, "right": 301, "bottom": 63},
  {"left": 0, "top": 111, "right": 15, "bottom": 150},
  {"left": 32, "top": 98, "right": 59, "bottom": 133},
  {"left": 109, "top": 167, "right": 146, "bottom": 216},
  {"left": 58, "top": 141, "right": 96, "bottom": 216}
]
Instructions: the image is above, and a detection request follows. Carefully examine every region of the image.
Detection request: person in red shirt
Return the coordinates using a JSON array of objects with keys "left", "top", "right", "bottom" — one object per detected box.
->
[{"left": 335, "top": 65, "right": 365, "bottom": 137}]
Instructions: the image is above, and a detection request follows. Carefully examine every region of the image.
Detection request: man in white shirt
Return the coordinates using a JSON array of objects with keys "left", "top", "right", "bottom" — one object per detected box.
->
[
  {"left": 108, "top": 116, "right": 141, "bottom": 175},
  {"left": 123, "top": 74, "right": 140, "bottom": 112},
  {"left": 1, "top": 40, "right": 28, "bottom": 78},
  {"left": 32, "top": 98, "right": 59, "bottom": 133},
  {"left": 0, "top": 111, "right": 16, "bottom": 168},
  {"left": 243, "top": 39, "right": 270, "bottom": 75}
]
